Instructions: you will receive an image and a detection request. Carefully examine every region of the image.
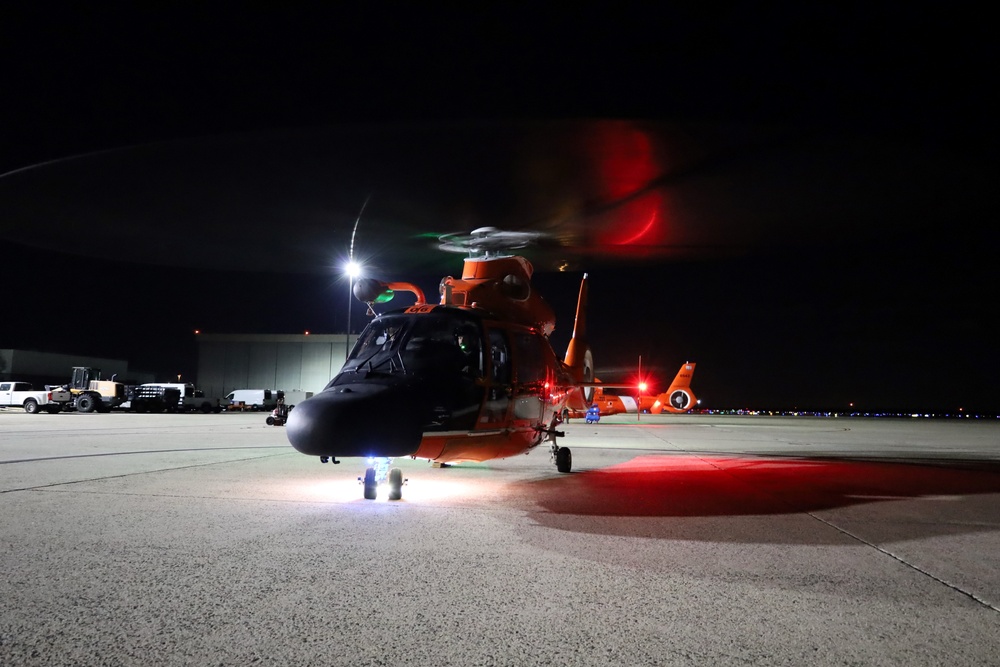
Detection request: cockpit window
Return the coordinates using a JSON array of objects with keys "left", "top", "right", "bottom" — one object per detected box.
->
[{"left": 339, "top": 311, "right": 483, "bottom": 380}]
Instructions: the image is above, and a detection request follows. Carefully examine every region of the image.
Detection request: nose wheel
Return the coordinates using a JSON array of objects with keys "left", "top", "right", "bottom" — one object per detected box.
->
[
  {"left": 360, "top": 458, "right": 406, "bottom": 500},
  {"left": 551, "top": 443, "right": 572, "bottom": 473},
  {"left": 541, "top": 415, "right": 571, "bottom": 473}
]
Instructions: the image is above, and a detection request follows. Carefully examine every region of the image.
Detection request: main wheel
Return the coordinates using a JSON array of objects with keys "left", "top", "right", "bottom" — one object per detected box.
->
[
  {"left": 556, "top": 446, "right": 572, "bottom": 473},
  {"left": 76, "top": 394, "right": 97, "bottom": 413},
  {"left": 23, "top": 399, "right": 39, "bottom": 414},
  {"left": 363, "top": 467, "right": 377, "bottom": 500},
  {"left": 388, "top": 467, "right": 403, "bottom": 501}
]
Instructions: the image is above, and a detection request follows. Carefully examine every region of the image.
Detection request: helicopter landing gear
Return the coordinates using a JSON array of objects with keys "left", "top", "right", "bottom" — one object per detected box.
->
[
  {"left": 552, "top": 443, "right": 572, "bottom": 473},
  {"left": 542, "top": 415, "right": 571, "bottom": 473},
  {"left": 359, "top": 458, "right": 407, "bottom": 500}
]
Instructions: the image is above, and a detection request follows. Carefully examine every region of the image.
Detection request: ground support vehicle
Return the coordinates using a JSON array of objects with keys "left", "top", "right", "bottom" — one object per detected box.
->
[
  {"left": 266, "top": 393, "right": 290, "bottom": 426},
  {"left": 46, "top": 367, "right": 127, "bottom": 413},
  {"left": 140, "top": 383, "right": 221, "bottom": 413},
  {"left": 125, "top": 385, "right": 182, "bottom": 413}
]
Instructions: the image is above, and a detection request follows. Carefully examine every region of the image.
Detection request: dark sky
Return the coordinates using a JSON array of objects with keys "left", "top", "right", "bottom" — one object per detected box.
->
[{"left": 1, "top": 5, "right": 996, "bottom": 412}]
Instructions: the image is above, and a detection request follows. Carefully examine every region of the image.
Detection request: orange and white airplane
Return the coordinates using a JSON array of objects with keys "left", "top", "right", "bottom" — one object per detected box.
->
[{"left": 574, "top": 362, "right": 698, "bottom": 417}]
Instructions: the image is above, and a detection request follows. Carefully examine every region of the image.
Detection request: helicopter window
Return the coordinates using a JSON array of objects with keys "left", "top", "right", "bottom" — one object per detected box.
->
[
  {"left": 511, "top": 331, "right": 550, "bottom": 386},
  {"left": 487, "top": 328, "right": 511, "bottom": 385},
  {"left": 483, "top": 327, "right": 511, "bottom": 423},
  {"left": 398, "top": 313, "right": 483, "bottom": 378}
]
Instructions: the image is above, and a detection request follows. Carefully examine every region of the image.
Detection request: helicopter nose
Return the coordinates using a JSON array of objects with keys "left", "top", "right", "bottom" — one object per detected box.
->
[{"left": 286, "top": 385, "right": 423, "bottom": 458}]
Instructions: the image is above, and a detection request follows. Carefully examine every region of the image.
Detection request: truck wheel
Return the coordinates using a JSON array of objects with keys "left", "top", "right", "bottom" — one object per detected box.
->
[
  {"left": 47, "top": 406, "right": 61, "bottom": 414},
  {"left": 23, "top": 399, "right": 39, "bottom": 414},
  {"left": 76, "top": 394, "right": 97, "bottom": 413}
]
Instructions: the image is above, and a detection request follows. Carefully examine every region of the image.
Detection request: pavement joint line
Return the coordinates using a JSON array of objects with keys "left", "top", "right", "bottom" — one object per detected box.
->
[
  {"left": 806, "top": 513, "right": 1000, "bottom": 615},
  {"left": 0, "top": 446, "right": 291, "bottom": 466},
  {"left": 0, "top": 452, "right": 291, "bottom": 495},
  {"left": 662, "top": 445, "right": 1000, "bottom": 615}
]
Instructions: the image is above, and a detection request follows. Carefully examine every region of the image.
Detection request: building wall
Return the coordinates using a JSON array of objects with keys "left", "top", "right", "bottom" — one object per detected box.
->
[
  {"left": 0, "top": 349, "right": 154, "bottom": 386},
  {"left": 195, "top": 334, "right": 356, "bottom": 399}
]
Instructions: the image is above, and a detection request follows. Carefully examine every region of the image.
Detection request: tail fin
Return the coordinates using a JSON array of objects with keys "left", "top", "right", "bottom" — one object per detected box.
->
[
  {"left": 650, "top": 362, "right": 697, "bottom": 413},
  {"left": 563, "top": 273, "right": 594, "bottom": 409}
]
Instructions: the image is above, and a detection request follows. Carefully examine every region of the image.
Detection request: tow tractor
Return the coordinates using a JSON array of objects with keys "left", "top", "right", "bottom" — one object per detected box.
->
[{"left": 265, "top": 392, "right": 289, "bottom": 426}]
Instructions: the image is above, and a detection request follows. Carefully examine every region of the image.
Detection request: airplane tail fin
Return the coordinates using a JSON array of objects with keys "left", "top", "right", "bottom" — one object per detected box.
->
[
  {"left": 563, "top": 273, "right": 594, "bottom": 410},
  {"left": 650, "top": 362, "right": 697, "bottom": 413}
]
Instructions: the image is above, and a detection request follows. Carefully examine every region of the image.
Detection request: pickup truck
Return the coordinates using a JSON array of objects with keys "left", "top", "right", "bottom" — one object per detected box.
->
[{"left": 0, "top": 381, "right": 59, "bottom": 414}]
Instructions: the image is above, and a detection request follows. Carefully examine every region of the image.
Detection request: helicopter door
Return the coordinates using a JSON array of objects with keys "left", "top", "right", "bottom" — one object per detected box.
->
[
  {"left": 511, "top": 331, "right": 548, "bottom": 422},
  {"left": 480, "top": 328, "right": 511, "bottom": 425}
]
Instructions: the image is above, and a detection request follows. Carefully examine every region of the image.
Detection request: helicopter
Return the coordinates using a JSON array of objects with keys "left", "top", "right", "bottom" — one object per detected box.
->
[
  {"left": 568, "top": 362, "right": 698, "bottom": 419},
  {"left": 286, "top": 228, "right": 595, "bottom": 500}
]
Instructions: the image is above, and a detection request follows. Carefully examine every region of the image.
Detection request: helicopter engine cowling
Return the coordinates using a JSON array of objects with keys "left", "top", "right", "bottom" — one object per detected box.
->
[{"left": 286, "top": 383, "right": 424, "bottom": 458}]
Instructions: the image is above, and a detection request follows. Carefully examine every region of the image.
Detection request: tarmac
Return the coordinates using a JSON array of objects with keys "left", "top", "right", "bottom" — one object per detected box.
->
[{"left": 1, "top": 410, "right": 999, "bottom": 666}]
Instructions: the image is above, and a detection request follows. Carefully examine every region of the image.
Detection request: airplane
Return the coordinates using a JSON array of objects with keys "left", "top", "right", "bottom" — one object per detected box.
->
[
  {"left": 572, "top": 363, "right": 698, "bottom": 418},
  {"left": 286, "top": 228, "right": 596, "bottom": 500}
]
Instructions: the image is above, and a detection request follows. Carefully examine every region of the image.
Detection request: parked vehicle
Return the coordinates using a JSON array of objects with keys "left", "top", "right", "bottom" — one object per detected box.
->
[
  {"left": 141, "top": 383, "right": 221, "bottom": 413},
  {"left": 266, "top": 392, "right": 289, "bottom": 426},
  {"left": 125, "top": 385, "right": 182, "bottom": 413},
  {"left": 0, "top": 382, "right": 59, "bottom": 414},
  {"left": 47, "top": 367, "right": 126, "bottom": 413},
  {"left": 223, "top": 389, "right": 276, "bottom": 411}
]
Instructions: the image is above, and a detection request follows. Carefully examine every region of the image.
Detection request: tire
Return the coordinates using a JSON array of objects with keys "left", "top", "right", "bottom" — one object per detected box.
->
[
  {"left": 555, "top": 447, "right": 572, "bottom": 473},
  {"left": 266, "top": 416, "right": 275, "bottom": 425},
  {"left": 200, "top": 403, "right": 212, "bottom": 413},
  {"left": 76, "top": 394, "right": 97, "bottom": 413},
  {"left": 46, "top": 406, "right": 61, "bottom": 414},
  {"left": 388, "top": 468, "right": 403, "bottom": 501},
  {"left": 363, "top": 467, "right": 377, "bottom": 500},
  {"left": 23, "top": 399, "right": 39, "bottom": 414}
]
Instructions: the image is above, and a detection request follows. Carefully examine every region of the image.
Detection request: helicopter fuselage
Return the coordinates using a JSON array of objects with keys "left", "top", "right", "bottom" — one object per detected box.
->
[{"left": 286, "top": 305, "right": 577, "bottom": 464}]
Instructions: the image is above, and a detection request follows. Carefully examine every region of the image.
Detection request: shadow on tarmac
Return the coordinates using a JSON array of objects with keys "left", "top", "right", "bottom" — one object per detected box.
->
[{"left": 514, "top": 455, "right": 1000, "bottom": 543}]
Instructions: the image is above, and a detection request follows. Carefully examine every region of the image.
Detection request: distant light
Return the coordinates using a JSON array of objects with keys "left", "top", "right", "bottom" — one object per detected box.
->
[
  {"left": 194, "top": 329, "right": 201, "bottom": 335},
  {"left": 304, "top": 330, "right": 310, "bottom": 335},
  {"left": 346, "top": 260, "right": 362, "bottom": 278}
]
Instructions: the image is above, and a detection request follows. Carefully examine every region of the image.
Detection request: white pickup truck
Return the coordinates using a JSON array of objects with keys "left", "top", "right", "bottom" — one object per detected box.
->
[{"left": 0, "top": 381, "right": 59, "bottom": 414}]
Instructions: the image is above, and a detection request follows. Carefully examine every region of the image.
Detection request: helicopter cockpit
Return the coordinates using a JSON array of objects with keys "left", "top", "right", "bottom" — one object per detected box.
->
[
  {"left": 338, "top": 310, "right": 484, "bottom": 381},
  {"left": 329, "top": 309, "right": 488, "bottom": 432}
]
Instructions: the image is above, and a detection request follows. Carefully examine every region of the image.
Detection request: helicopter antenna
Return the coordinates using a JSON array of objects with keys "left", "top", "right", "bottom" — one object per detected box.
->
[
  {"left": 349, "top": 193, "right": 372, "bottom": 263},
  {"left": 346, "top": 193, "right": 372, "bottom": 362}
]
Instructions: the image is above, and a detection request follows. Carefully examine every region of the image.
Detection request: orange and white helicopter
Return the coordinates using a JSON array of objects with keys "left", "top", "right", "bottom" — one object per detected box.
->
[
  {"left": 286, "top": 228, "right": 596, "bottom": 500},
  {"left": 571, "top": 362, "right": 698, "bottom": 418}
]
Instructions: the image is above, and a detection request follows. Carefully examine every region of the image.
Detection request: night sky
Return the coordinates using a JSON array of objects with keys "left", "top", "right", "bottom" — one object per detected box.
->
[{"left": 2, "top": 6, "right": 996, "bottom": 413}]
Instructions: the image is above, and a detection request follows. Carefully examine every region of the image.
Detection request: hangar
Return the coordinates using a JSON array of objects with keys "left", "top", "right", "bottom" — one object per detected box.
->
[
  {"left": 195, "top": 333, "right": 357, "bottom": 399},
  {"left": 0, "top": 349, "right": 154, "bottom": 388}
]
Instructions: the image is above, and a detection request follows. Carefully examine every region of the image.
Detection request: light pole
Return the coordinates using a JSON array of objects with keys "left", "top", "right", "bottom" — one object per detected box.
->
[{"left": 345, "top": 260, "right": 361, "bottom": 362}]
